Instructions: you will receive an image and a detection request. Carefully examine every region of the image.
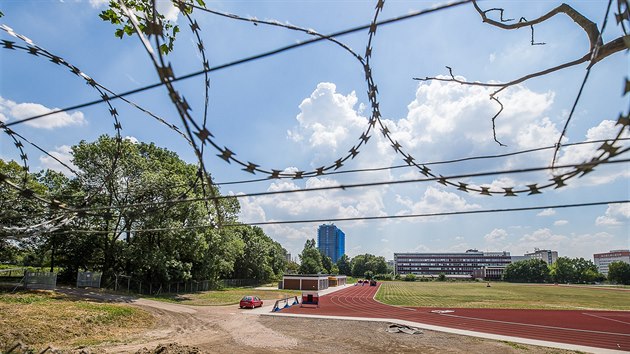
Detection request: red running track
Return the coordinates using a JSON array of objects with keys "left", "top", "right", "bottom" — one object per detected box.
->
[{"left": 281, "top": 283, "right": 630, "bottom": 351}]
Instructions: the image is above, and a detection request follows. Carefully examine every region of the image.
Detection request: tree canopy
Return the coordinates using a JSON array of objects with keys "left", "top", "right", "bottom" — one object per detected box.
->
[
  {"left": 350, "top": 254, "right": 388, "bottom": 277},
  {"left": 549, "top": 257, "right": 602, "bottom": 284},
  {"left": 608, "top": 261, "right": 630, "bottom": 285},
  {"left": 0, "top": 136, "right": 287, "bottom": 285},
  {"left": 298, "top": 238, "right": 322, "bottom": 274},
  {"left": 503, "top": 259, "right": 550, "bottom": 283}
]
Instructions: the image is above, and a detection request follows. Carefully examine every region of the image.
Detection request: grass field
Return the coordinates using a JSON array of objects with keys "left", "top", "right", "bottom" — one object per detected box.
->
[
  {"left": 375, "top": 281, "right": 630, "bottom": 310},
  {"left": 147, "top": 287, "right": 301, "bottom": 306},
  {"left": 0, "top": 290, "right": 154, "bottom": 350}
]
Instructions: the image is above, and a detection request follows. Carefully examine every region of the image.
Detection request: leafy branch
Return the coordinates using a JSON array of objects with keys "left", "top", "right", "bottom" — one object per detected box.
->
[{"left": 99, "top": 0, "right": 205, "bottom": 54}]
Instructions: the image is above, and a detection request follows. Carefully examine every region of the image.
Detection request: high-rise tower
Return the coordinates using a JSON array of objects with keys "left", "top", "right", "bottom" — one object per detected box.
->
[{"left": 317, "top": 224, "right": 345, "bottom": 263}]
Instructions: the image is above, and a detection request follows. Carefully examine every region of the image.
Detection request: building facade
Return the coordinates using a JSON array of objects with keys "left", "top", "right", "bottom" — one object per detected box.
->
[
  {"left": 394, "top": 249, "right": 511, "bottom": 279},
  {"left": 317, "top": 224, "right": 345, "bottom": 263},
  {"left": 524, "top": 249, "right": 558, "bottom": 265},
  {"left": 594, "top": 249, "right": 630, "bottom": 276}
]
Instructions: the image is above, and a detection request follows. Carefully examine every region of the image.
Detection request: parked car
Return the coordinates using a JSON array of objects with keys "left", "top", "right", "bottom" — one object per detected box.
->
[
  {"left": 239, "top": 295, "right": 263, "bottom": 309},
  {"left": 369, "top": 279, "right": 377, "bottom": 286}
]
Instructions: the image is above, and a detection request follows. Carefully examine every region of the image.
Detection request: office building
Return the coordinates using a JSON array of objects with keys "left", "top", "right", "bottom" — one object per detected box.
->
[
  {"left": 317, "top": 224, "right": 345, "bottom": 263},
  {"left": 594, "top": 249, "right": 630, "bottom": 276},
  {"left": 524, "top": 249, "right": 558, "bottom": 265},
  {"left": 394, "top": 249, "right": 511, "bottom": 279}
]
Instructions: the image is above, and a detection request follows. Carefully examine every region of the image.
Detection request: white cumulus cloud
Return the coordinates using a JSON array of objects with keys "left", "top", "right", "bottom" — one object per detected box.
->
[
  {"left": 0, "top": 96, "right": 86, "bottom": 129},
  {"left": 595, "top": 204, "right": 630, "bottom": 226},
  {"left": 484, "top": 228, "right": 508, "bottom": 243},
  {"left": 537, "top": 208, "right": 556, "bottom": 217},
  {"left": 289, "top": 82, "right": 367, "bottom": 153}
]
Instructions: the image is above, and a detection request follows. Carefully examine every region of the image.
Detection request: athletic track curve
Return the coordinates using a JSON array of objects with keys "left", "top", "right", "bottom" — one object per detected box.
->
[{"left": 279, "top": 283, "right": 630, "bottom": 352}]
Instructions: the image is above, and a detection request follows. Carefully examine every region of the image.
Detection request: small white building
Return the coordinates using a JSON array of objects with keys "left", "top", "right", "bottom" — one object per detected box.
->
[{"left": 594, "top": 250, "right": 630, "bottom": 276}]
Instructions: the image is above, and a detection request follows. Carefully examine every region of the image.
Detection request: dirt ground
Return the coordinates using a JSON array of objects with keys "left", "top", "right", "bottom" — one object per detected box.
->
[{"left": 80, "top": 295, "right": 579, "bottom": 354}]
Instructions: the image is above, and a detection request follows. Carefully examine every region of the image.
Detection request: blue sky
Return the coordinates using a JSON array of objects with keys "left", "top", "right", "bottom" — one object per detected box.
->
[{"left": 1, "top": 0, "right": 628, "bottom": 261}]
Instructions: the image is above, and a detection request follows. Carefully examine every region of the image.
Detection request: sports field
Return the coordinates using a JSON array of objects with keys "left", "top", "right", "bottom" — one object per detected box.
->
[{"left": 375, "top": 281, "right": 630, "bottom": 310}]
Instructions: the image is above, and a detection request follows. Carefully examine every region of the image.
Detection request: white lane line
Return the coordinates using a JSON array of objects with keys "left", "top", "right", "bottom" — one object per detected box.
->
[
  {"left": 582, "top": 312, "right": 630, "bottom": 326},
  {"left": 436, "top": 313, "right": 630, "bottom": 337}
]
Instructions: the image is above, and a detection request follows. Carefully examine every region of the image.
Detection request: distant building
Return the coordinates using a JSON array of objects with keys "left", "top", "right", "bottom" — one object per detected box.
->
[
  {"left": 524, "top": 249, "right": 558, "bottom": 265},
  {"left": 285, "top": 252, "right": 292, "bottom": 262},
  {"left": 594, "top": 250, "right": 630, "bottom": 276},
  {"left": 386, "top": 259, "right": 395, "bottom": 270},
  {"left": 511, "top": 255, "right": 529, "bottom": 263},
  {"left": 394, "top": 249, "right": 511, "bottom": 280},
  {"left": 317, "top": 224, "right": 345, "bottom": 263}
]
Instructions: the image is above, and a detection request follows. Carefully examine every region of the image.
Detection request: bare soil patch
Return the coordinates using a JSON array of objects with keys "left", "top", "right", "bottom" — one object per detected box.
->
[{"left": 101, "top": 297, "right": 577, "bottom": 354}]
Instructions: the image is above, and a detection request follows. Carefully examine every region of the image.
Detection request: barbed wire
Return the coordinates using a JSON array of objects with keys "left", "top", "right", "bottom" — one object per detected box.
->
[
  {"left": 0, "top": 24, "right": 126, "bottom": 213},
  {"left": 3, "top": 136, "right": 624, "bottom": 211},
  {"left": 30, "top": 200, "right": 629, "bottom": 235},
  {"left": 1, "top": 0, "right": 473, "bottom": 130},
  {"left": 122, "top": 0, "right": 630, "bottom": 199},
  {"left": 0, "top": 21, "right": 211, "bottom": 219},
  {"left": 0, "top": 0, "right": 628, "bottom": 231},
  {"left": 4, "top": 157, "right": 622, "bottom": 217},
  {"left": 213, "top": 137, "right": 630, "bottom": 186}
]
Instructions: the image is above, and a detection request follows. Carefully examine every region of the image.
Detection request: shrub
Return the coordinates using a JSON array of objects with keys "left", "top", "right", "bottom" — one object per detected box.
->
[
  {"left": 374, "top": 273, "right": 394, "bottom": 281},
  {"left": 403, "top": 273, "right": 416, "bottom": 282}
]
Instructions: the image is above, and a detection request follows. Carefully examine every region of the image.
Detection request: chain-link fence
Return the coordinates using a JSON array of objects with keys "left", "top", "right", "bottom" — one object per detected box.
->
[
  {"left": 23, "top": 272, "right": 57, "bottom": 290},
  {"left": 108, "top": 275, "right": 213, "bottom": 295},
  {"left": 76, "top": 271, "right": 102, "bottom": 288},
  {"left": 220, "top": 278, "right": 260, "bottom": 288},
  {"left": 106, "top": 275, "right": 261, "bottom": 296}
]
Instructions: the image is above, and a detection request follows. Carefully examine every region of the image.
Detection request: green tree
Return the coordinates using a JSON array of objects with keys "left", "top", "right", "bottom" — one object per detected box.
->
[
  {"left": 285, "top": 260, "right": 300, "bottom": 274},
  {"left": 550, "top": 257, "right": 576, "bottom": 283},
  {"left": 504, "top": 259, "right": 550, "bottom": 283},
  {"left": 573, "top": 258, "right": 599, "bottom": 284},
  {"left": 351, "top": 254, "right": 388, "bottom": 276},
  {"left": 298, "top": 239, "right": 322, "bottom": 274},
  {"left": 335, "top": 254, "right": 352, "bottom": 275},
  {"left": 404, "top": 273, "right": 416, "bottom": 282},
  {"left": 0, "top": 239, "right": 19, "bottom": 264},
  {"left": 608, "top": 261, "right": 630, "bottom": 285},
  {"left": 0, "top": 159, "right": 48, "bottom": 242},
  {"left": 549, "top": 257, "right": 601, "bottom": 284},
  {"left": 230, "top": 226, "right": 287, "bottom": 282},
  {"left": 330, "top": 264, "right": 339, "bottom": 275},
  {"left": 320, "top": 252, "right": 333, "bottom": 274},
  {"left": 65, "top": 136, "right": 239, "bottom": 284}
]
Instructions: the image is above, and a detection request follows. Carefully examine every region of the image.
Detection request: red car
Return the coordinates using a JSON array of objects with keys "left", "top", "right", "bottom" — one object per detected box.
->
[{"left": 239, "top": 295, "right": 263, "bottom": 309}]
